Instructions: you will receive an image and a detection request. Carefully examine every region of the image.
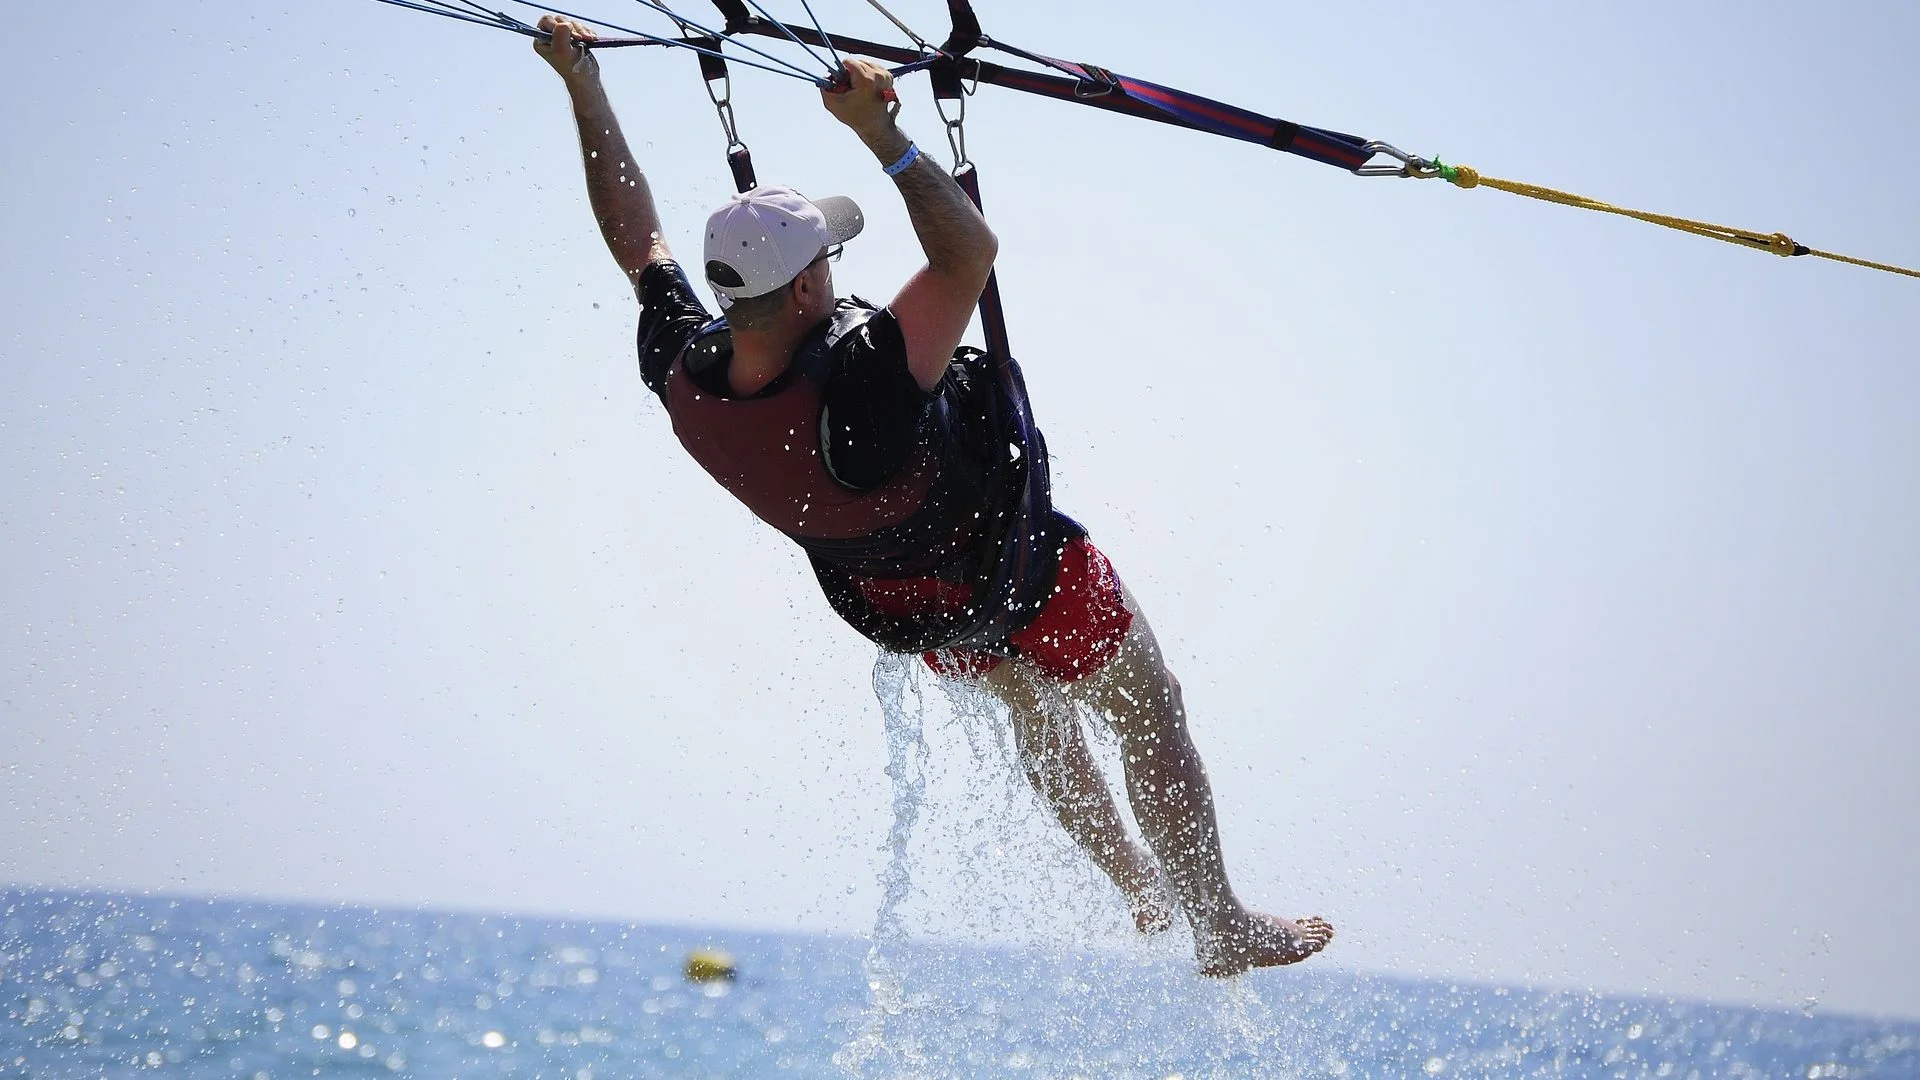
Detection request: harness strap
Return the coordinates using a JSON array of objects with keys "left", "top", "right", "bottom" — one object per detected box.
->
[
  {"left": 691, "top": 34, "right": 759, "bottom": 192},
  {"left": 925, "top": 83, "right": 1071, "bottom": 654},
  {"left": 706, "top": 0, "right": 752, "bottom": 33},
  {"left": 694, "top": 36, "right": 727, "bottom": 81},
  {"left": 941, "top": 0, "right": 983, "bottom": 54},
  {"left": 727, "top": 148, "right": 757, "bottom": 192},
  {"left": 928, "top": 59, "right": 1008, "bottom": 359},
  {"left": 952, "top": 165, "right": 1010, "bottom": 360}
]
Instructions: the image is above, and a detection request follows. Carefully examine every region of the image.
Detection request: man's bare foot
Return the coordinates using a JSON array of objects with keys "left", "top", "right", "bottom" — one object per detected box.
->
[
  {"left": 1195, "top": 911, "right": 1334, "bottom": 977},
  {"left": 1119, "top": 861, "right": 1176, "bottom": 936}
]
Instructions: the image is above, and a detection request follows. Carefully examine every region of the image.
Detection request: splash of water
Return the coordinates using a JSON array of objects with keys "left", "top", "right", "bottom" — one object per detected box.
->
[
  {"left": 834, "top": 651, "right": 1300, "bottom": 1077},
  {"left": 832, "top": 652, "right": 929, "bottom": 1075},
  {"left": 869, "top": 652, "right": 932, "bottom": 949}
]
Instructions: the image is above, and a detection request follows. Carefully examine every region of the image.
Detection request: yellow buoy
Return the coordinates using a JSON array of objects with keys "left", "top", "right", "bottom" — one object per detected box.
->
[{"left": 683, "top": 947, "right": 737, "bottom": 983}]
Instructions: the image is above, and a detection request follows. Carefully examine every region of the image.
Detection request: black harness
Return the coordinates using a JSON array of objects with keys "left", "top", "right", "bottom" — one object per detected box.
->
[
  {"left": 668, "top": 300, "right": 1077, "bottom": 655},
  {"left": 806, "top": 338, "right": 1080, "bottom": 655}
]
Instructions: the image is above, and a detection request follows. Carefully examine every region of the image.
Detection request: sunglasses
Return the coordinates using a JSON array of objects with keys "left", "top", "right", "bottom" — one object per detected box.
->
[{"left": 805, "top": 244, "right": 844, "bottom": 270}]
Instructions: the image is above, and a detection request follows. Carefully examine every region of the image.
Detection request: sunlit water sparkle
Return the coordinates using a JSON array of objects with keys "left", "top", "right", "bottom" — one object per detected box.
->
[{"left": 5, "top": 888, "right": 1918, "bottom": 1078}]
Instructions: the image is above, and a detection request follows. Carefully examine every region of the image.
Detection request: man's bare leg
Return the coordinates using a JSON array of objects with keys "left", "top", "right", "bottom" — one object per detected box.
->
[
  {"left": 980, "top": 663, "right": 1175, "bottom": 935},
  {"left": 983, "top": 592, "right": 1333, "bottom": 975}
]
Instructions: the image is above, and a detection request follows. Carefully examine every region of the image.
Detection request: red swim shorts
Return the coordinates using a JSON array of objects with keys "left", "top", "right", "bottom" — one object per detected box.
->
[{"left": 853, "top": 536, "right": 1135, "bottom": 683}]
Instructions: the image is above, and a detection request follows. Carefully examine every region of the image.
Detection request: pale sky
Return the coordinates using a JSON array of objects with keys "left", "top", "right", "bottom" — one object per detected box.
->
[{"left": 4, "top": 0, "right": 1917, "bottom": 1020}]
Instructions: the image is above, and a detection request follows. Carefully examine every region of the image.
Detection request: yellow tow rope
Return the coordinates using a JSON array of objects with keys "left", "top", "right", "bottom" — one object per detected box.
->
[{"left": 1423, "top": 162, "right": 1919, "bottom": 281}]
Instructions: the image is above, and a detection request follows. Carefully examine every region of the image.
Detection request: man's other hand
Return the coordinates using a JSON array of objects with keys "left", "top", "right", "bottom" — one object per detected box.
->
[
  {"left": 821, "top": 58, "right": 898, "bottom": 139},
  {"left": 534, "top": 15, "right": 601, "bottom": 83}
]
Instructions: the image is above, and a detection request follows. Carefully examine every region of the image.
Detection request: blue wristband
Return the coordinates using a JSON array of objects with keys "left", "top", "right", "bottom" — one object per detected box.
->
[{"left": 883, "top": 142, "right": 921, "bottom": 177}]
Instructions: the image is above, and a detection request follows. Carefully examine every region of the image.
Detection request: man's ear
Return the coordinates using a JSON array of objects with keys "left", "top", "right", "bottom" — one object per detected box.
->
[{"left": 789, "top": 268, "right": 818, "bottom": 315}]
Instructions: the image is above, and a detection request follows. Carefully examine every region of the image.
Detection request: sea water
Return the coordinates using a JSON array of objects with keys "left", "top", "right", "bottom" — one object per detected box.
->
[
  {"left": 7, "top": 659, "right": 1917, "bottom": 1078},
  {"left": 5, "top": 889, "right": 1917, "bottom": 1079}
]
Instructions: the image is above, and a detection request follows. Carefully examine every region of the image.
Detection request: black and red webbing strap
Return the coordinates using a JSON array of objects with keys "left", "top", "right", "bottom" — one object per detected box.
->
[
  {"left": 709, "top": 0, "right": 1374, "bottom": 173},
  {"left": 696, "top": 0, "right": 1381, "bottom": 346},
  {"left": 979, "top": 61, "right": 1371, "bottom": 171}
]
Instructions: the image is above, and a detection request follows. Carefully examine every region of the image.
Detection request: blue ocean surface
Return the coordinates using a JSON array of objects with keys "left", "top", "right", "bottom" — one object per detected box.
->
[{"left": 2, "top": 889, "right": 1915, "bottom": 1079}]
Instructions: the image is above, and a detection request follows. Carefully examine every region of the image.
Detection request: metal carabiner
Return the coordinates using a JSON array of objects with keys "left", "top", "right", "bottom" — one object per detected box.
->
[
  {"left": 704, "top": 71, "right": 744, "bottom": 149},
  {"left": 932, "top": 81, "right": 971, "bottom": 170},
  {"left": 1355, "top": 140, "right": 1442, "bottom": 178}
]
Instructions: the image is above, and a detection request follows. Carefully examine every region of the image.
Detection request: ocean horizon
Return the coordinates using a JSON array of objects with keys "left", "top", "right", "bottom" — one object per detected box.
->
[{"left": 4, "top": 887, "right": 1915, "bottom": 1078}]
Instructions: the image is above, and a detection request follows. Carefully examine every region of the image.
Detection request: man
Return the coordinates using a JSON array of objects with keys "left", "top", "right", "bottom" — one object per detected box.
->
[{"left": 534, "top": 15, "right": 1332, "bottom": 976}]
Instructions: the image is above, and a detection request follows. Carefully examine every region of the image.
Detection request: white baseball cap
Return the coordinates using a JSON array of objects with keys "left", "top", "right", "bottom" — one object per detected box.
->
[{"left": 702, "top": 185, "right": 865, "bottom": 309}]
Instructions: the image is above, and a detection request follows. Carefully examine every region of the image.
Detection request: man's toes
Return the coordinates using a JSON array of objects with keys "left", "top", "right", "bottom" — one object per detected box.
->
[
  {"left": 1133, "top": 904, "right": 1173, "bottom": 936},
  {"left": 1297, "top": 917, "right": 1334, "bottom": 947}
]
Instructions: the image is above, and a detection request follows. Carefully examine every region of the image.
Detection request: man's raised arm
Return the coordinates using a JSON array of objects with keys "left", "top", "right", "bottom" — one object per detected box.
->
[
  {"left": 536, "top": 16, "right": 671, "bottom": 295},
  {"left": 823, "top": 60, "right": 999, "bottom": 393}
]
